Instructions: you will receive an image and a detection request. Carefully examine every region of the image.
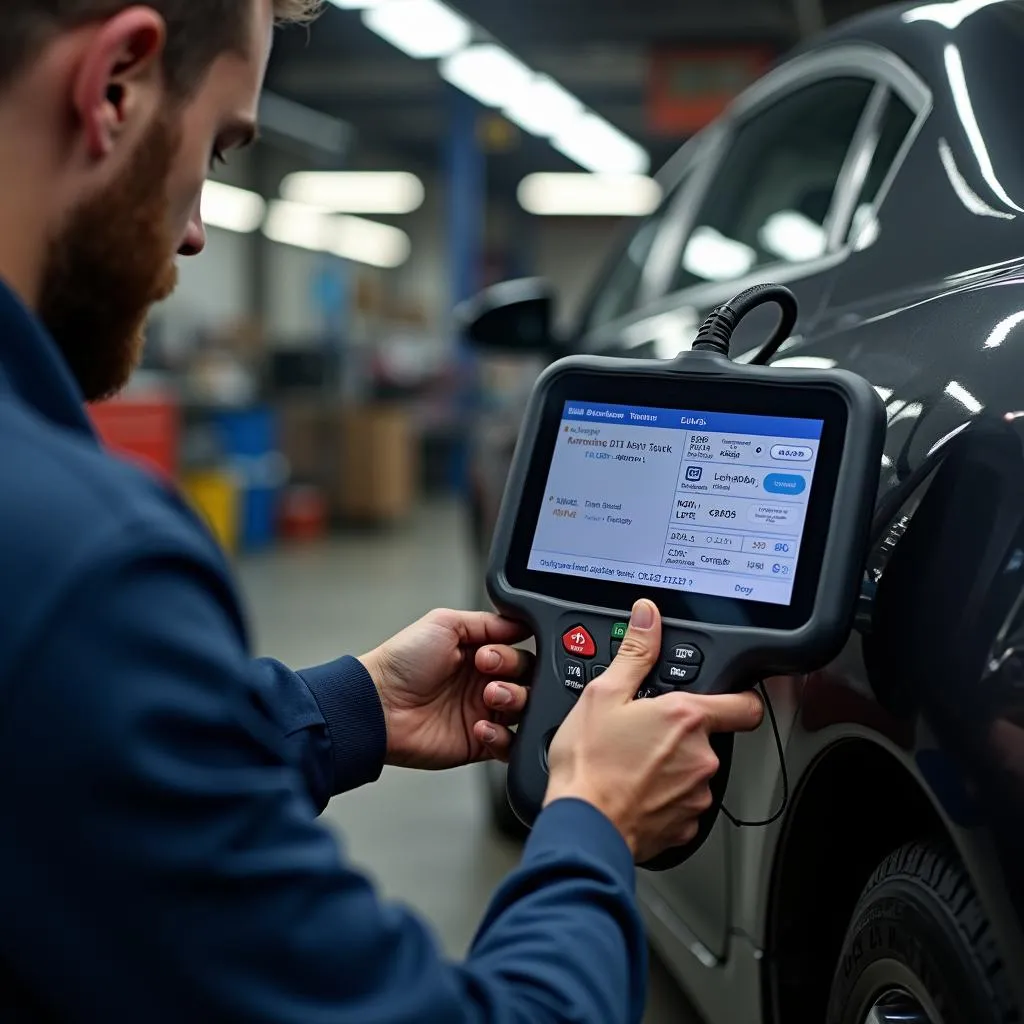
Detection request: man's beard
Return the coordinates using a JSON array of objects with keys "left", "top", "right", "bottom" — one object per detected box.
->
[{"left": 38, "top": 115, "right": 181, "bottom": 403}]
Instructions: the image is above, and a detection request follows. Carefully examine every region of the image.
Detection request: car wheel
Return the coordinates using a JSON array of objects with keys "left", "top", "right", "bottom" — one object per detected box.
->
[
  {"left": 826, "top": 841, "right": 1019, "bottom": 1024},
  {"left": 482, "top": 760, "right": 528, "bottom": 841}
]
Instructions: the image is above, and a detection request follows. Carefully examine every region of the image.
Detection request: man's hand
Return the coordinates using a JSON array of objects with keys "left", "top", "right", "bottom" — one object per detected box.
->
[
  {"left": 544, "top": 600, "right": 765, "bottom": 863},
  {"left": 359, "top": 609, "right": 533, "bottom": 770}
]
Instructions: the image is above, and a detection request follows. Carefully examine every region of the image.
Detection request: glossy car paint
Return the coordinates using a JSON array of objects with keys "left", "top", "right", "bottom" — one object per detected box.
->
[{"left": 471, "top": 2, "right": 1024, "bottom": 1021}]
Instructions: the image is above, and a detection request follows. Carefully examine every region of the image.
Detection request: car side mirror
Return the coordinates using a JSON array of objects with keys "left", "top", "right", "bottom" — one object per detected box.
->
[{"left": 455, "top": 278, "right": 559, "bottom": 355}]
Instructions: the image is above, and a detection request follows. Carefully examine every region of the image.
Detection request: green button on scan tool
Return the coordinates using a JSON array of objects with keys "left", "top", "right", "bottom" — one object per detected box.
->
[{"left": 611, "top": 622, "right": 628, "bottom": 640}]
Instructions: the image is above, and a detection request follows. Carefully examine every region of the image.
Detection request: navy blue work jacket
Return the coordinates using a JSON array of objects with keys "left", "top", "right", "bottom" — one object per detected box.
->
[{"left": 0, "top": 279, "right": 646, "bottom": 1023}]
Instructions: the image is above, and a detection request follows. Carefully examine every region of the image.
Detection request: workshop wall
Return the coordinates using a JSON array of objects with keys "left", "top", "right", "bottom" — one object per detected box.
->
[{"left": 159, "top": 227, "right": 253, "bottom": 349}]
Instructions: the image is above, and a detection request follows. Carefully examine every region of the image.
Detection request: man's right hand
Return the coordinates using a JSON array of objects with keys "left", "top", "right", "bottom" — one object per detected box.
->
[{"left": 543, "top": 599, "right": 765, "bottom": 863}]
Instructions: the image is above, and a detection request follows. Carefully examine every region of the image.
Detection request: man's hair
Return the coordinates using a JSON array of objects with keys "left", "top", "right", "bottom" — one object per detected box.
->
[{"left": 0, "top": 1, "right": 322, "bottom": 95}]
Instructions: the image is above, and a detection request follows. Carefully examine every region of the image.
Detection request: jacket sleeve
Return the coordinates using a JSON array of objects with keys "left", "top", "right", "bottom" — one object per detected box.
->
[
  {"left": 0, "top": 527, "right": 648, "bottom": 1024},
  {"left": 248, "top": 654, "right": 388, "bottom": 810}
]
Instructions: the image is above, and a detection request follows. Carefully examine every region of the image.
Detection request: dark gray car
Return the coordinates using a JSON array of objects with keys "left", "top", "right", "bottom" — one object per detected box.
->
[{"left": 466, "top": 3, "right": 1024, "bottom": 1021}]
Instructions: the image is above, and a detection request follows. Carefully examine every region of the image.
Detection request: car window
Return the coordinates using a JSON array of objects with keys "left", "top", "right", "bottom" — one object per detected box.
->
[
  {"left": 847, "top": 94, "right": 916, "bottom": 243},
  {"left": 671, "top": 77, "right": 875, "bottom": 292},
  {"left": 583, "top": 181, "right": 683, "bottom": 330}
]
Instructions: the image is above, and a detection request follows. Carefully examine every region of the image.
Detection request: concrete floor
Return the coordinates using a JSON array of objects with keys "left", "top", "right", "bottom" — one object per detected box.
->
[{"left": 237, "top": 500, "right": 698, "bottom": 1024}]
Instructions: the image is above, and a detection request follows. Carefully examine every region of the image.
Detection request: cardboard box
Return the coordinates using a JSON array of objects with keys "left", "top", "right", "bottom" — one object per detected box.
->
[
  {"left": 278, "top": 399, "right": 334, "bottom": 490},
  {"left": 338, "top": 404, "right": 417, "bottom": 524}
]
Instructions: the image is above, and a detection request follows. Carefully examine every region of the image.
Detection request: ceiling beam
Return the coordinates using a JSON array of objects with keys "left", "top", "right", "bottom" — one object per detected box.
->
[
  {"left": 270, "top": 59, "right": 440, "bottom": 97},
  {"left": 272, "top": 45, "right": 650, "bottom": 98},
  {"left": 259, "top": 91, "right": 352, "bottom": 155},
  {"left": 453, "top": 0, "right": 797, "bottom": 44}
]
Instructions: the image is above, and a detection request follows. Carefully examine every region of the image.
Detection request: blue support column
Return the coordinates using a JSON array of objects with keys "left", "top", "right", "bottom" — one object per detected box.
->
[
  {"left": 446, "top": 85, "right": 485, "bottom": 310},
  {"left": 445, "top": 86, "right": 485, "bottom": 494}
]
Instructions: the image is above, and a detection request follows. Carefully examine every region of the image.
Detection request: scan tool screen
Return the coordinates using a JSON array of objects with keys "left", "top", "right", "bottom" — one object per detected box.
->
[{"left": 527, "top": 401, "right": 823, "bottom": 607}]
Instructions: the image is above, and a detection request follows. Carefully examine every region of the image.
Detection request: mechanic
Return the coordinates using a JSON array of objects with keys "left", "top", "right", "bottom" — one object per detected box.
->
[{"left": 0, "top": 2, "right": 764, "bottom": 1021}]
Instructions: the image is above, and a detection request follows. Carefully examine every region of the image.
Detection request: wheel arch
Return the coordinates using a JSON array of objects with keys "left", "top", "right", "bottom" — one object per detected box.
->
[{"left": 762, "top": 736, "right": 950, "bottom": 1024}]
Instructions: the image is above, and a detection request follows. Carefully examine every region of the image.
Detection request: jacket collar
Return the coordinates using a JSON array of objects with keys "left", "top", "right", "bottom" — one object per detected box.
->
[{"left": 0, "top": 277, "right": 97, "bottom": 439}]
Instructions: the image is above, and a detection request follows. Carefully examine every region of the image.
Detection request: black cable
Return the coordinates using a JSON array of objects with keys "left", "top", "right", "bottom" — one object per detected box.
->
[
  {"left": 720, "top": 682, "right": 789, "bottom": 828},
  {"left": 686, "top": 283, "right": 798, "bottom": 830},
  {"left": 690, "top": 283, "right": 799, "bottom": 363}
]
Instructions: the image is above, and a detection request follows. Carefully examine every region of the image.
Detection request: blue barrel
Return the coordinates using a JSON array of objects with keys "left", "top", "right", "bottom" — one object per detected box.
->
[{"left": 212, "top": 408, "right": 286, "bottom": 551}]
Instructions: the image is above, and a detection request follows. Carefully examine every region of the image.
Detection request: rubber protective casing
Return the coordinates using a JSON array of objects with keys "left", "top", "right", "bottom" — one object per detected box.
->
[{"left": 486, "top": 350, "right": 886, "bottom": 866}]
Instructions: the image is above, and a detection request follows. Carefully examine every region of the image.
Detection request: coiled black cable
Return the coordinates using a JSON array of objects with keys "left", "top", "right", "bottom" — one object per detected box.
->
[
  {"left": 688, "top": 283, "right": 798, "bottom": 831},
  {"left": 691, "top": 283, "right": 799, "bottom": 364}
]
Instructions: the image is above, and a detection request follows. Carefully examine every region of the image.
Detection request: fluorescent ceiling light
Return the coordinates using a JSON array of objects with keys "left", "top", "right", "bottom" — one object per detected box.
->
[
  {"left": 440, "top": 45, "right": 533, "bottom": 108},
  {"left": 363, "top": 0, "right": 470, "bottom": 59},
  {"left": 758, "top": 210, "right": 826, "bottom": 263},
  {"left": 263, "top": 200, "right": 333, "bottom": 251},
  {"left": 280, "top": 171, "right": 424, "bottom": 214},
  {"left": 503, "top": 75, "right": 583, "bottom": 138},
  {"left": 331, "top": 215, "right": 411, "bottom": 268},
  {"left": 681, "top": 226, "right": 756, "bottom": 282},
  {"left": 518, "top": 173, "right": 662, "bottom": 216},
  {"left": 259, "top": 92, "right": 350, "bottom": 156},
  {"left": 201, "top": 181, "right": 265, "bottom": 234},
  {"left": 353, "top": 6, "right": 648, "bottom": 187},
  {"left": 263, "top": 200, "right": 410, "bottom": 268},
  {"left": 553, "top": 113, "right": 650, "bottom": 175}
]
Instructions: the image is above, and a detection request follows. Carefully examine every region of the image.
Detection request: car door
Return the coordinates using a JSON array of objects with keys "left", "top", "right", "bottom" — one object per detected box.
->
[{"left": 607, "top": 51, "right": 927, "bottom": 964}]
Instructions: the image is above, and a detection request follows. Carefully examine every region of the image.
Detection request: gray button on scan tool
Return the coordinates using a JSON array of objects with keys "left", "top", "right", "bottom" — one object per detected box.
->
[
  {"left": 670, "top": 644, "right": 703, "bottom": 665},
  {"left": 660, "top": 662, "right": 701, "bottom": 685},
  {"left": 562, "top": 659, "right": 585, "bottom": 694}
]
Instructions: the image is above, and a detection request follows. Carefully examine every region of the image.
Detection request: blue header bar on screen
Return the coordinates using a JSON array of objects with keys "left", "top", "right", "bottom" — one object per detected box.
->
[{"left": 561, "top": 401, "right": 824, "bottom": 439}]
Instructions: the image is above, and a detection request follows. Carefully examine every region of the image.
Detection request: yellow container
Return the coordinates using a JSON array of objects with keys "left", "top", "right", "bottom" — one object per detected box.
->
[{"left": 182, "top": 469, "right": 240, "bottom": 555}]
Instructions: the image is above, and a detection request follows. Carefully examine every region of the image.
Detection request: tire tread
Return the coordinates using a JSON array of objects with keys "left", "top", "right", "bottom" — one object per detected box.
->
[{"left": 853, "top": 840, "right": 1019, "bottom": 1023}]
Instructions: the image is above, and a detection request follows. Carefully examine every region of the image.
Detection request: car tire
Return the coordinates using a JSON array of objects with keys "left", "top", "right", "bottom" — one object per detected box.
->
[
  {"left": 482, "top": 760, "right": 528, "bottom": 841},
  {"left": 826, "top": 841, "right": 1019, "bottom": 1024}
]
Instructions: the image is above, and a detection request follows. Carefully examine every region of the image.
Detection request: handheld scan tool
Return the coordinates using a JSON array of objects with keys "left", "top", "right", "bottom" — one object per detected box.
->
[{"left": 485, "top": 285, "right": 886, "bottom": 869}]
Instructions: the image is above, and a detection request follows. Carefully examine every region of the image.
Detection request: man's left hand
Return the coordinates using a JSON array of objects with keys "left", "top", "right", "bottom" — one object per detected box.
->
[{"left": 359, "top": 610, "right": 533, "bottom": 770}]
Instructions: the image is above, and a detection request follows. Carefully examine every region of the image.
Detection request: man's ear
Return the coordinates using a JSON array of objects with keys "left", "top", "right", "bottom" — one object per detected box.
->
[{"left": 71, "top": 6, "right": 167, "bottom": 161}]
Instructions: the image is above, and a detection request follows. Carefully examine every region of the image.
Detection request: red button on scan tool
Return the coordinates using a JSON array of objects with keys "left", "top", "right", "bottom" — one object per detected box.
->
[{"left": 562, "top": 625, "right": 596, "bottom": 658}]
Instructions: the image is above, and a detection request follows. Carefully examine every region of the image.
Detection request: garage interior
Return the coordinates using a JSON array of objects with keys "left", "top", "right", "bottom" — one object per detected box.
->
[{"left": 71, "top": 0, "right": 1024, "bottom": 1021}]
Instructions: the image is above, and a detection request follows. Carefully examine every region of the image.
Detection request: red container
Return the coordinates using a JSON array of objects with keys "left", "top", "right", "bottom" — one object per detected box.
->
[
  {"left": 280, "top": 485, "right": 328, "bottom": 542},
  {"left": 88, "top": 395, "right": 180, "bottom": 481}
]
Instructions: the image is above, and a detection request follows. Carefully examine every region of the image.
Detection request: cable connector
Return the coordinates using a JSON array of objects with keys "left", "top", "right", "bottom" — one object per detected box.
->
[
  {"left": 689, "top": 283, "right": 799, "bottom": 363},
  {"left": 692, "top": 305, "right": 739, "bottom": 357}
]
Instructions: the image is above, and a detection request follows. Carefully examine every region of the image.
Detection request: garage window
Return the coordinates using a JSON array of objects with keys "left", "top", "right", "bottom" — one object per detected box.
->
[{"left": 672, "top": 76, "right": 875, "bottom": 291}]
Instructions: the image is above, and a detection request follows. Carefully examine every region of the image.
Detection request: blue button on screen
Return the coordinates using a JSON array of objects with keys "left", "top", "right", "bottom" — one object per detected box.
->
[{"left": 763, "top": 473, "right": 806, "bottom": 495}]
